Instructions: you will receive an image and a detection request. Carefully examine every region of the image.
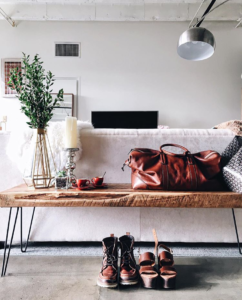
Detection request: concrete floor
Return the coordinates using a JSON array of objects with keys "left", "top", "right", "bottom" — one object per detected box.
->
[{"left": 0, "top": 256, "right": 242, "bottom": 300}]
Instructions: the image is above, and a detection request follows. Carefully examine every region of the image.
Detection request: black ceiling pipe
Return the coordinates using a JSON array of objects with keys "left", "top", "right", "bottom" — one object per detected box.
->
[{"left": 196, "top": 0, "right": 216, "bottom": 27}]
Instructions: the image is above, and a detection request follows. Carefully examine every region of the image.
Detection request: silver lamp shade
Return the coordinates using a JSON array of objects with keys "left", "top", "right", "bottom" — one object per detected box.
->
[{"left": 177, "top": 27, "right": 215, "bottom": 61}]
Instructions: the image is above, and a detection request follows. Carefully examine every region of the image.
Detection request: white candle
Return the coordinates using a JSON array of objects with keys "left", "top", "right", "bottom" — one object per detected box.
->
[{"left": 65, "top": 116, "right": 77, "bottom": 148}]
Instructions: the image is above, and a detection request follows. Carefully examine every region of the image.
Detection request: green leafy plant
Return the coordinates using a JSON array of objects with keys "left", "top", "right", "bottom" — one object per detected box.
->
[
  {"left": 56, "top": 170, "right": 67, "bottom": 178},
  {"left": 8, "top": 53, "right": 64, "bottom": 129}
]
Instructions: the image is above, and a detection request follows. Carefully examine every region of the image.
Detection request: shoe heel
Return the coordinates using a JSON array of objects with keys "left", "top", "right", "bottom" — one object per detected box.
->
[
  {"left": 160, "top": 275, "right": 176, "bottom": 289},
  {"left": 140, "top": 275, "right": 158, "bottom": 289}
]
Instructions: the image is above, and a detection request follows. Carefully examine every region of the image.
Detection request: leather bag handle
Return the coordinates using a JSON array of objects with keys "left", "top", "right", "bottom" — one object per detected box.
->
[
  {"left": 160, "top": 143, "right": 194, "bottom": 165},
  {"left": 160, "top": 144, "right": 190, "bottom": 155}
]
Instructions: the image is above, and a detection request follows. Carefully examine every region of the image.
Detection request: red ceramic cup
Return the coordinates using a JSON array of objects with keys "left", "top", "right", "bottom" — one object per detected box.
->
[
  {"left": 76, "top": 179, "right": 90, "bottom": 188},
  {"left": 91, "top": 177, "right": 103, "bottom": 186}
]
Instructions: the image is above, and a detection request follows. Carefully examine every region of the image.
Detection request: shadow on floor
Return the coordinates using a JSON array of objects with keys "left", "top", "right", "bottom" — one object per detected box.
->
[
  {"left": 175, "top": 263, "right": 217, "bottom": 290},
  {"left": 113, "top": 257, "right": 242, "bottom": 293},
  {"left": 107, "top": 263, "right": 215, "bottom": 294}
]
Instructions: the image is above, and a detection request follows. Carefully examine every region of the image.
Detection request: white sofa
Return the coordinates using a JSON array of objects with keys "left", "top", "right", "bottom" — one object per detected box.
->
[{"left": 1, "top": 128, "right": 241, "bottom": 243}]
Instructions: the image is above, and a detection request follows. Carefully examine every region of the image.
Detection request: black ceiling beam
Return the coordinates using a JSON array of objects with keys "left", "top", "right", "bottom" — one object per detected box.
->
[{"left": 196, "top": 0, "right": 216, "bottom": 27}]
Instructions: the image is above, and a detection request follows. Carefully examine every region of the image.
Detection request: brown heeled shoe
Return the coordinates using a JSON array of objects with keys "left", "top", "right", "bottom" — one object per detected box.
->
[
  {"left": 139, "top": 234, "right": 159, "bottom": 289},
  {"left": 153, "top": 229, "right": 177, "bottom": 289}
]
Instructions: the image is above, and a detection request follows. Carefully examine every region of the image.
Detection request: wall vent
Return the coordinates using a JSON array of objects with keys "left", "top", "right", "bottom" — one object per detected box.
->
[{"left": 55, "top": 43, "right": 80, "bottom": 57}]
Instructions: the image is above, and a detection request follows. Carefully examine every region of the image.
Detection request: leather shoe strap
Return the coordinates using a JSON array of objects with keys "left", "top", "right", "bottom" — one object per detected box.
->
[
  {"left": 158, "top": 251, "right": 174, "bottom": 267},
  {"left": 160, "top": 266, "right": 177, "bottom": 276},
  {"left": 140, "top": 265, "right": 158, "bottom": 275},
  {"left": 158, "top": 243, "right": 173, "bottom": 254},
  {"left": 139, "top": 252, "right": 155, "bottom": 266}
]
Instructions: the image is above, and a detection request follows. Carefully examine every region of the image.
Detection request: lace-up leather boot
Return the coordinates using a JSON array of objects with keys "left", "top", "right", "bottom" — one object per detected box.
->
[
  {"left": 97, "top": 234, "right": 118, "bottom": 288},
  {"left": 119, "top": 232, "right": 139, "bottom": 285}
]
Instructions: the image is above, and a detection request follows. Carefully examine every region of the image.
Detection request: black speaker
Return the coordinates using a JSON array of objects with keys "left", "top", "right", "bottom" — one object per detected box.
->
[{"left": 92, "top": 111, "right": 158, "bottom": 129}]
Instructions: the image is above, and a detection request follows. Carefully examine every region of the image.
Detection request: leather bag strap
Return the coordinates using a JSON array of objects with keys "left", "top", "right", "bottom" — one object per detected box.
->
[
  {"left": 188, "top": 163, "right": 198, "bottom": 190},
  {"left": 159, "top": 144, "right": 197, "bottom": 190},
  {"left": 160, "top": 144, "right": 189, "bottom": 155},
  {"left": 161, "top": 163, "right": 169, "bottom": 189}
]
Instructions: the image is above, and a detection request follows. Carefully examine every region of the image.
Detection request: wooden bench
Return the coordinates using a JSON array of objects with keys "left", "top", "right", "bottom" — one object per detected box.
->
[{"left": 1, "top": 183, "right": 242, "bottom": 276}]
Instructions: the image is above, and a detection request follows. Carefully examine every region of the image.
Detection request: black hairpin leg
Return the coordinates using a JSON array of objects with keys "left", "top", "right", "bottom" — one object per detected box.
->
[
  {"left": 1, "top": 207, "right": 19, "bottom": 277},
  {"left": 232, "top": 208, "right": 242, "bottom": 255},
  {"left": 20, "top": 207, "right": 35, "bottom": 253}
]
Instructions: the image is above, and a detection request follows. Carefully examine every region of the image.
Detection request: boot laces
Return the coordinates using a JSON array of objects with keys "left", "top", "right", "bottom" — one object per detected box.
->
[
  {"left": 102, "top": 246, "right": 117, "bottom": 272},
  {"left": 121, "top": 246, "right": 135, "bottom": 267}
]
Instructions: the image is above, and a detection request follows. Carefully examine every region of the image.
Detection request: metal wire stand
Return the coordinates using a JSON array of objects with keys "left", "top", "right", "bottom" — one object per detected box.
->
[
  {"left": 20, "top": 207, "right": 36, "bottom": 253},
  {"left": 1, "top": 208, "right": 19, "bottom": 277},
  {"left": 232, "top": 208, "right": 242, "bottom": 255},
  {"left": 1, "top": 207, "right": 36, "bottom": 276}
]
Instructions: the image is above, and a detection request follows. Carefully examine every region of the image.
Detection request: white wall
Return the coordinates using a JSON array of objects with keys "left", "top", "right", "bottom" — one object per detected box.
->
[{"left": 0, "top": 20, "right": 241, "bottom": 130}]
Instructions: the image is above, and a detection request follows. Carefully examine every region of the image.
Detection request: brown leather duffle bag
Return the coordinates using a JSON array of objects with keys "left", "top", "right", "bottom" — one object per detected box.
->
[{"left": 123, "top": 144, "right": 224, "bottom": 191}]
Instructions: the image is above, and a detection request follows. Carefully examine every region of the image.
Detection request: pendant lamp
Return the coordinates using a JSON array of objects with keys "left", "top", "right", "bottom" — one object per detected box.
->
[{"left": 177, "top": 27, "right": 215, "bottom": 61}]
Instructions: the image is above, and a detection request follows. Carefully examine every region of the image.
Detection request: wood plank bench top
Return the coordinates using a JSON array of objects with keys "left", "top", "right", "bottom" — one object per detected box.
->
[{"left": 1, "top": 184, "right": 242, "bottom": 208}]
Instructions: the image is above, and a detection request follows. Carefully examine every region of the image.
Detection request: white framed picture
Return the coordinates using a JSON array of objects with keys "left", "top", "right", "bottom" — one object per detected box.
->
[
  {"left": 51, "top": 93, "right": 74, "bottom": 121},
  {"left": 1, "top": 58, "right": 22, "bottom": 98},
  {"left": 53, "top": 77, "right": 79, "bottom": 118}
]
